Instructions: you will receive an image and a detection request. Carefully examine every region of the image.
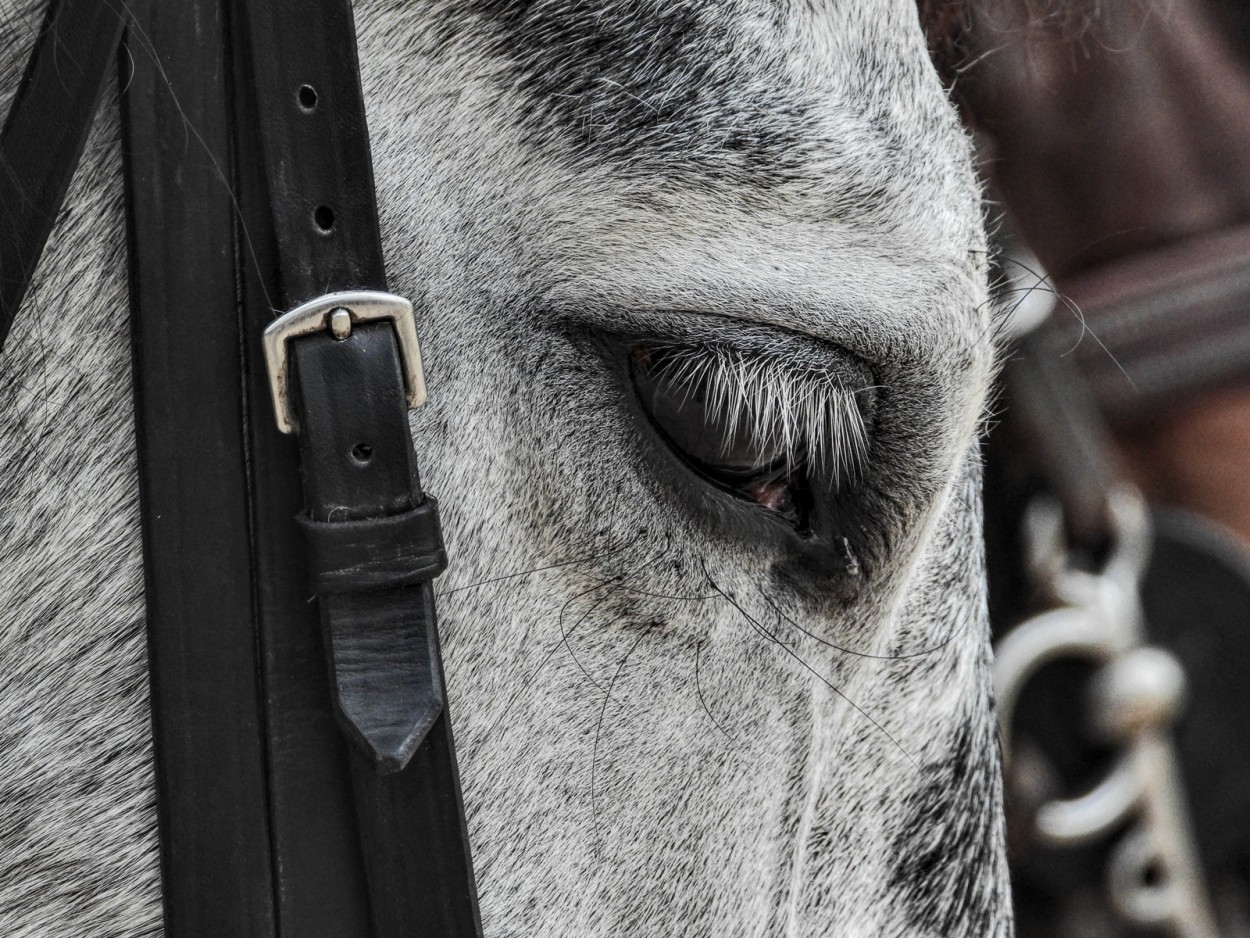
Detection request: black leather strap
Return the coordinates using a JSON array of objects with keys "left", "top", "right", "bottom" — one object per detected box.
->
[
  {"left": 234, "top": 0, "right": 482, "bottom": 933},
  {"left": 5, "top": 0, "right": 482, "bottom": 932},
  {"left": 1005, "top": 332, "right": 1123, "bottom": 551},
  {"left": 120, "top": 2, "right": 277, "bottom": 934},
  {"left": 291, "top": 324, "right": 448, "bottom": 770},
  {"left": 238, "top": 0, "right": 385, "bottom": 301},
  {"left": 0, "top": 0, "right": 126, "bottom": 349},
  {"left": 237, "top": 0, "right": 455, "bottom": 769},
  {"left": 118, "top": 0, "right": 482, "bottom": 932}
]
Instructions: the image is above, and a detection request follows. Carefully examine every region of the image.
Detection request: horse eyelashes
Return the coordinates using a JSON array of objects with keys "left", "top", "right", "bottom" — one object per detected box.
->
[
  {"left": 630, "top": 341, "right": 868, "bottom": 528},
  {"left": 635, "top": 343, "right": 868, "bottom": 476}
]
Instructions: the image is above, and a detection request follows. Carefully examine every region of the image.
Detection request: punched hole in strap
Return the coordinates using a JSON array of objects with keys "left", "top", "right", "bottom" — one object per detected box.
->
[{"left": 314, "top": 204, "right": 335, "bottom": 232}]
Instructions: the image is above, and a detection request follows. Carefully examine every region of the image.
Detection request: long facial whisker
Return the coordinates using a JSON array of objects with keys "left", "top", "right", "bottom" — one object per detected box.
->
[
  {"left": 693, "top": 639, "right": 736, "bottom": 742},
  {"left": 565, "top": 572, "right": 719, "bottom": 603},
  {"left": 701, "top": 562, "right": 917, "bottom": 768},
  {"left": 473, "top": 577, "right": 624, "bottom": 749},
  {"left": 436, "top": 538, "right": 644, "bottom": 598},
  {"left": 758, "top": 592, "right": 964, "bottom": 662},
  {"left": 557, "top": 579, "right": 638, "bottom": 698},
  {"left": 475, "top": 542, "right": 679, "bottom": 750}
]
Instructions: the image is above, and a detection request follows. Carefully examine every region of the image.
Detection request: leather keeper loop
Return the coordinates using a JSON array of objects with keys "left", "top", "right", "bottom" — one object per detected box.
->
[{"left": 299, "top": 497, "right": 448, "bottom": 593}]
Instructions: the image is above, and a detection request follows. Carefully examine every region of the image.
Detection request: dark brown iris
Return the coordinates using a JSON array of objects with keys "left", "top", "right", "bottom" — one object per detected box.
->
[{"left": 630, "top": 345, "right": 813, "bottom": 530}]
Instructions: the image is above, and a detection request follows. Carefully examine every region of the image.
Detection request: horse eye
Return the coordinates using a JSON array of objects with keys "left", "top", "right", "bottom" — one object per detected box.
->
[{"left": 630, "top": 344, "right": 813, "bottom": 529}]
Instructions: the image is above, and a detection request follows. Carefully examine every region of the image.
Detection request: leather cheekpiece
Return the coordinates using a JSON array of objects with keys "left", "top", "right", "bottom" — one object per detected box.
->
[{"left": 9, "top": 0, "right": 485, "bottom": 929}]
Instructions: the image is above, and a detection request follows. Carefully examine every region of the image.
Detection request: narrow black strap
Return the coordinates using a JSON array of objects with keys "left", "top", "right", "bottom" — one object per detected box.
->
[
  {"left": 1006, "top": 331, "right": 1123, "bottom": 551},
  {"left": 235, "top": 0, "right": 483, "bottom": 932},
  {"left": 120, "top": 1, "right": 277, "bottom": 934},
  {"left": 237, "top": 0, "right": 452, "bottom": 767},
  {"left": 10, "top": 0, "right": 481, "bottom": 930},
  {"left": 0, "top": 0, "right": 126, "bottom": 349},
  {"left": 292, "top": 323, "right": 447, "bottom": 770},
  {"left": 239, "top": 0, "right": 385, "bottom": 303}
]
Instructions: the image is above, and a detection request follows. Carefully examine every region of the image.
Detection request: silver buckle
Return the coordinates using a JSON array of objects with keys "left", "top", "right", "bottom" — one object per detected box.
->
[{"left": 262, "top": 290, "right": 428, "bottom": 434}]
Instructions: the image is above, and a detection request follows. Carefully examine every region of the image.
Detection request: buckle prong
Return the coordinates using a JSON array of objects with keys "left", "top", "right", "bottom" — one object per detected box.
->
[
  {"left": 328, "top": 308, "right": 352, "bottom": 340},
  {"left": 262, "top": 290, "right": 427, "bottom": 434}
]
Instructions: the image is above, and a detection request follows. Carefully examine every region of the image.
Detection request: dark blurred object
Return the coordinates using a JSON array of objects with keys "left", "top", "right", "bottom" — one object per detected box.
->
[
  {"left": 1206, "top": 0, "right": 1250, "bottom": 62},
  {"left": 967, "top": 0, "right": 1250, "bottom": 935},
  {"left": 967, "top": 0, "right": 1250, "bottom": 547},
  {"left": 968, "top": 0, "right": 1250, "bottom": 282},
  {"left": 1142, "top": 510, "right": 1250, "bottom": 937},
  {"left": 983, "top": 337, "right": 1240, "bottom": 938}
]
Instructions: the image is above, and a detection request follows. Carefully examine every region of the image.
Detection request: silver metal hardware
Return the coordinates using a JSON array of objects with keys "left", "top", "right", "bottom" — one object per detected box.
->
[
  {"left": 262, "top": 291, "right": 427, "bottom": 434},
  {"left": 329, "top": 308, "right": 352, "bottom": 340},
  {"left": 995, "top": 488, "right": 1218, "bottom": 938}
]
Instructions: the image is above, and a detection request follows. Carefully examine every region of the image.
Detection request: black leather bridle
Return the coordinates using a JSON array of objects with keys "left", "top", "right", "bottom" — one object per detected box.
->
[{"left": 0, "top": 0, "right": 482, "bottom": 934}]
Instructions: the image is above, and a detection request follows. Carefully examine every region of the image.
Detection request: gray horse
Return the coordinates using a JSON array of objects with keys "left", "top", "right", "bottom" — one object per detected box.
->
[{"left": 0, "top": 1, "right": 1008, "bottom": 934}]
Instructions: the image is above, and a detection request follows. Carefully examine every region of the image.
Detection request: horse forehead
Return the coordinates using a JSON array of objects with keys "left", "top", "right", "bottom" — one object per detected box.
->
[{"left": 433, "top": 0, "right": 955, "bottom": 196}]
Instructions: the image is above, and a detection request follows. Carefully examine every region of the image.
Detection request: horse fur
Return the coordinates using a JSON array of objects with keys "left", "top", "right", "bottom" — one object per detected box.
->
[{"left": 0, "top": 0, "right": 1010, "bottom": 935}]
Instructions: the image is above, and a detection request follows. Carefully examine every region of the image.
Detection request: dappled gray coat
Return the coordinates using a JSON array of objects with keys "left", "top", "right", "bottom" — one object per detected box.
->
[{"left": 0, "top": 0, "right": 1009, "bottom": 935}]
